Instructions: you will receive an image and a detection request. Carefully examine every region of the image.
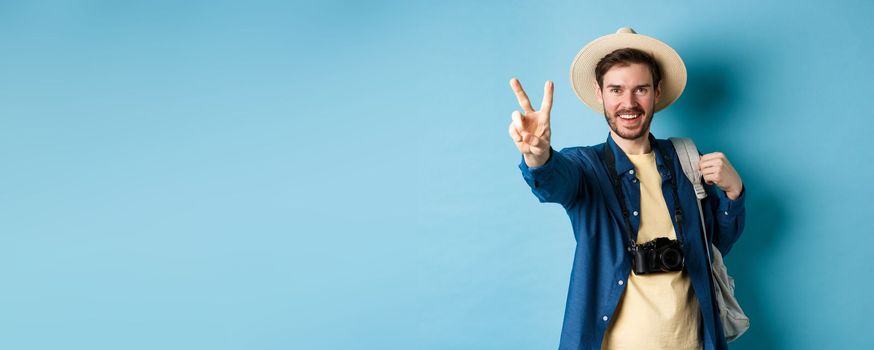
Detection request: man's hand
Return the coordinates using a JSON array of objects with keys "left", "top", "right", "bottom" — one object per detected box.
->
[
  {"left": 699, "top": 152, "right": 744, "bottom": 200},
  {"left": 508, "top": 78, "right": 553, "bottom": 167}
]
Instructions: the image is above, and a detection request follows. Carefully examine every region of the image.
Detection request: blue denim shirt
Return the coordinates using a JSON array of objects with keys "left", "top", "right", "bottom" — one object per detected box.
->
[{"left": 519, "top": 134, "right": 746, "bottom": 350}]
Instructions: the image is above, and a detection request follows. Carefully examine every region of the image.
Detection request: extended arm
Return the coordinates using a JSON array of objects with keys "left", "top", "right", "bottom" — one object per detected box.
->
[
  {"left": 508, "top": 78, "right": 586, "bottom": 208},
  {"left": 519, "top": 147, "right": 587, "bottom": 208}
]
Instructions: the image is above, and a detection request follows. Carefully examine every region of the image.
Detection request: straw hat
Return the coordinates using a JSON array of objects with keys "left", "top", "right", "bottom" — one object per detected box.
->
[{"left": 569, "top": 27, "right": 687, "bottom": 114}]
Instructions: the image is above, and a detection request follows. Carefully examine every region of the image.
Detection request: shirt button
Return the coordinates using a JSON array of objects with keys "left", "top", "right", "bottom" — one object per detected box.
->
[
  {"left": 603, "top": 315, "right": 609, "bottom": 321},
  {"left": 618, "top": 280, "right": 624, "bottom": 286},
  {"left": 632, "top": 178, "right": 638, "bottom": 183},
  {"left": 724, "top": 211, "right": 729, "bottom": 216},
  {"left": 633, "top": 211, "right": 639, "bottom": 216},
  {"left": 628, "top": 170, "right": 634, "bottom": 175}
]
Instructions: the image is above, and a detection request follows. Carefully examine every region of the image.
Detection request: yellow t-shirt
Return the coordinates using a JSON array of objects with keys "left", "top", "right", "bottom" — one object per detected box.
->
[{"left": 601, "top": 152, "right": 701, "bottom": 350}]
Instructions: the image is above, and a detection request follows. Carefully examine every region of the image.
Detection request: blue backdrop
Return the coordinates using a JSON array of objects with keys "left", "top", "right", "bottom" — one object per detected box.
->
[{"left": 2, "top": 1, "right": 872, "bottom": 349}]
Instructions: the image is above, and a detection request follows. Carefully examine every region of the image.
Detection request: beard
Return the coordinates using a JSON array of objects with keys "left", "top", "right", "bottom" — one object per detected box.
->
[{"left": 602, "top": 105, "right": 654, "bottom": 141}]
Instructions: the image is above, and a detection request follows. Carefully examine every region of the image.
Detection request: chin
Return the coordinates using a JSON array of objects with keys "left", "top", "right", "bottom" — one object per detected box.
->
[
  {"left": 611, "top": 121, "right": 650, "bottom": 140},
  {"left": 617, "top": 130, "right": 647, "bottom": 140}
]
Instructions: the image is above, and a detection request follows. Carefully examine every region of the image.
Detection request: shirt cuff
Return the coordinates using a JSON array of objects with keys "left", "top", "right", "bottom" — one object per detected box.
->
[
  {"left": 716, "top": 185, "right": 746, "bottom": 218},
  {"left": 518, "top": 147, "right": 555, "bottom": 180}
]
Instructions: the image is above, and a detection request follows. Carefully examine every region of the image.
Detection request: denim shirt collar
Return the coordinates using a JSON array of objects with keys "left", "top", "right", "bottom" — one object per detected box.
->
[{"left": 604, "top": 132, "right": 673, "bottom": 182}]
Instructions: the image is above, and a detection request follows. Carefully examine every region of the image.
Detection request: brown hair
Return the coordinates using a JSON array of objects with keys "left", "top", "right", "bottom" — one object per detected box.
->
[{"left": 594, "top": 48, "right": 662, "bottom": 90}]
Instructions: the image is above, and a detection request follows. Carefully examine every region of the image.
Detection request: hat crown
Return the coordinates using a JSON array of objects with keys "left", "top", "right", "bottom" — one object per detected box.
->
[{"left": 616, "top": 27, "right": 637, "bottom": 34}]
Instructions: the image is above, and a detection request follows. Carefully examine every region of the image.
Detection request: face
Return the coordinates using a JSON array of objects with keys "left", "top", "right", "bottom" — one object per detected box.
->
[{"left": 594, "top": 63, "right": 661, "bottom": 142}]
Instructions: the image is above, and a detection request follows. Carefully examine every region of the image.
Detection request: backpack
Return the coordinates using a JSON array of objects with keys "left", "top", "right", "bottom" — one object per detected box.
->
[{"left": 670, "top": 137, "right": 750, "bottom": 342}]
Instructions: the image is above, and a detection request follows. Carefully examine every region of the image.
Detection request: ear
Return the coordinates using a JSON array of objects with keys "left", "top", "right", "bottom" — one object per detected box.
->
[
  {"left": 654, "top": 80, "right": 662, "bottom": 103},
  {"left": 593, "top": 80, "right": 603, "bottom": 103}
]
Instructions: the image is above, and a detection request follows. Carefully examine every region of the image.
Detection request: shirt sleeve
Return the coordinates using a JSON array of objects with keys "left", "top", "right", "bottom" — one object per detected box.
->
[
  {"left": 707, "top": 184, "right": 746, "bottom": 256},
  {"left": 518, "top": 147, "right": 587, "bottom": 209}
]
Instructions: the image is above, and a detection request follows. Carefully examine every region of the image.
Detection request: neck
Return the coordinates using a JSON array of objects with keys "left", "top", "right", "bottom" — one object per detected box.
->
[{"left": 610, "top": 131, "right": 652, "bottom": 155}]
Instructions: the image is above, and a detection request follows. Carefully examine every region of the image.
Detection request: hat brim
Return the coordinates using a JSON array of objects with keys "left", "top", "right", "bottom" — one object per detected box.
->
[{"left": 569, "top": 30, "right": 687, "bottom": 114}]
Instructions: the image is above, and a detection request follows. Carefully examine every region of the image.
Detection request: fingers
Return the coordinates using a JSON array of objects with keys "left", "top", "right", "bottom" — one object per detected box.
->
[
  {"left": 699, "top": 152, "right": 725, "bottom": 162},
  {"left": 522, "top": 132, "right": 549, "bottom": 155},
  {"left": 701, "top": 168, "right": 718, "bottom": 181},
  {"left": 511, "top": 110, "right": 523, "bottom": 132},
  {"left": 701, "top": 162, "right": 720, "bottom": 183},
  {"left": 508, "top": 111, "right": 548, "bottom": 155},
  {"left": 699, "top": 152, "right": 742, "bottom": 194},
  {"left": 508, "top": 79, "right": 552, "bottom": 156},
  {"left": 702, "top": 175, "right": 715, "bottom": 185},
  {"left": 699, "top": 152, "right": 728, "bottom": 171},
  {"left": 510, "top": 78, "right": 535, "bottom": 113},
  {"left": 700, "top": 160, "right": 733, "bottom": 187},
  {"left": 699, "top": 160, "right": 721, "bottom": 185},
  {"left": 699, "top": 159, "right": 720, "bottom": 172},
  {"left": 540, "top": 80, "right": 553, "bottom": 113},
  {"left": 508, "top": 119, "right": 522, "bottom": 142},
  {"left": 698, "top": 153, "right": 727, "bottom": 171},
  {"left": 699, "top": 152, "right": 721, "bottom": 184}
]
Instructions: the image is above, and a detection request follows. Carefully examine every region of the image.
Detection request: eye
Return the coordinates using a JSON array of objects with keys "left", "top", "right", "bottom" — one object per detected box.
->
[
  {"left": 609, "top": 88, "right": 620, "bottom": 94},
  {"left": 634, "top": 87, "right": 648, "bottom": 95}
]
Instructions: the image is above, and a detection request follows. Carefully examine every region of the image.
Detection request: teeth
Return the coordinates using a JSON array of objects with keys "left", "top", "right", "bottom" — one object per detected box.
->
[{"left": 619, "top": 114, "right": 638, "bottom": 119}]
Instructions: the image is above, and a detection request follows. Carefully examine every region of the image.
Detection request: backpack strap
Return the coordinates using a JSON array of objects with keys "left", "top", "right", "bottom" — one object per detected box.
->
[
  {"left": 670, "top": 137, "right": 707, "bottom": 200},
  {"left": 669, "top": 137, "right": 712, "bottom": 265}
]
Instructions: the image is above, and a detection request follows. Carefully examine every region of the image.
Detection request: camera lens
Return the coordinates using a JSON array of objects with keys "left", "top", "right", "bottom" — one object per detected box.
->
[{"left": 660, "top": 248, "right": 683, "bottom": 270}]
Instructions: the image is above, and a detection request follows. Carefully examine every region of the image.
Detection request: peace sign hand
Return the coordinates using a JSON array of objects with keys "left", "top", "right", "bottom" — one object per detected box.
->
[{"left": 508, "top": 78, "right": 553, "bottom": 167}]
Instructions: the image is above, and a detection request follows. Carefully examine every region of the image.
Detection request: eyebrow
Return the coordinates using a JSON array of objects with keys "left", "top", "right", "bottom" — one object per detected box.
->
[{"left": 606, "top": 84, "right": 652, "bottom": 89}]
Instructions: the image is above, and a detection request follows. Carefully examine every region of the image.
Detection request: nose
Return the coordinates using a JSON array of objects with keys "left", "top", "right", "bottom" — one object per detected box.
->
[{"left": 620, "top": 91, "right": 638, "bottom": 109}]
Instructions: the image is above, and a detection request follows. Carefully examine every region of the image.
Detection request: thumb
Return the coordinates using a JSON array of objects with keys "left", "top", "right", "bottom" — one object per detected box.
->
[
  {"left": 527, "top": 135, "right": 549, "bottom": 156},
  {"left": 524, "top": 132, "right": 548, "bottom": 150}
]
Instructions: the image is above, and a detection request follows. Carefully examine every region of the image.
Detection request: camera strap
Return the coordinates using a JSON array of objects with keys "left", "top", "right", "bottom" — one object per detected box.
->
[{"left": 601, "top": 134, "right": 686, "bottom": 251}]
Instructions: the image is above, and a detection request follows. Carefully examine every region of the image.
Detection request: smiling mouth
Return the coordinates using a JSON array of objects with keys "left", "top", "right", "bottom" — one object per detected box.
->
[{"left": 616, "top": 110, "right": 643, "bottom": 121}]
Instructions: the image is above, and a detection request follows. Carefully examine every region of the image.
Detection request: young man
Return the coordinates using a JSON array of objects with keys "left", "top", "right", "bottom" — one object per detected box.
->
[{"left": 508, "top": 28, "right": 746, "bottom": 350}]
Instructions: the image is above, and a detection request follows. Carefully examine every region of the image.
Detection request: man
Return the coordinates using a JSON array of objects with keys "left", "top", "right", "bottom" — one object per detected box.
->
[{"left": 507, "top": 28, "right": 745, "bottom": 350}]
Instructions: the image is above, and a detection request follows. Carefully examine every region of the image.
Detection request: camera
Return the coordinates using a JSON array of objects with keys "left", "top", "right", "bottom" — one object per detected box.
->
[{"left": 631, "top": 237, "right": 685, "bottom": 275}]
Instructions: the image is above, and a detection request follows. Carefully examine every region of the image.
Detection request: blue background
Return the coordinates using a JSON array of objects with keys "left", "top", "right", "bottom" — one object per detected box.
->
[{"left": 2, "top": 0, "right": 872, "bottom": 349}]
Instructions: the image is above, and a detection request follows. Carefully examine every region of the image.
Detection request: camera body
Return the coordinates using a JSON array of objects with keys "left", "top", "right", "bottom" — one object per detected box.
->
[{"left": 631, "top": 237, "right": 685, "bottom": 275}]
